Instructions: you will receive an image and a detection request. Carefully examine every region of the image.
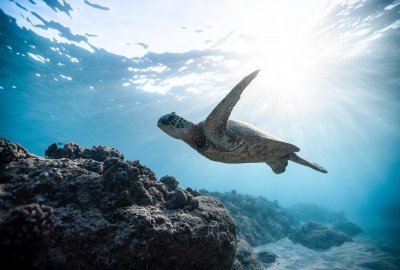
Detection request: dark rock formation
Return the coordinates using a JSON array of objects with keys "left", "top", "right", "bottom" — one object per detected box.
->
[
  {"left": 232, "top": 237, "right": 266, "bottom": 270},
  {"left": 334, "top": 221, "right": 363, "bottom": 236},
  {"left": 0, "top": 139, "right": 29, "bottom": 166},
  {"left": 286, "top": 203, "right": 348, "bottom": 225},
  {"left": 202, "top": 190, "right": 293, "bottom": 246},
  {"left": 166, "top": 187, "right": 187, "bottom": 209},
  {"left": 186, "top": 187, "right": 201, "bottom": 197},
  {"left": 0, "top": 138, "right": 236, "bottom": 270},
  {"left": 288, "top": 221, "right": 353, "bottom": 250},
  {"left": 256, "top": 251, "right": 277, "bottom": 264},
  {"left": 160, "top": 175, "right": 179, "bottom": 191},
  {"left": 45, "top": 142, "right": 124, "bottom": 161}
]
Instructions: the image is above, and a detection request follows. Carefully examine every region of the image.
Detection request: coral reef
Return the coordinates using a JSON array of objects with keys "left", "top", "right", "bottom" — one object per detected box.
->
[
  {"left": 0, "top": 138, "right": 236, "bottom": 270},
  {"left": 201, "top": 190, "right": 293, "bottom": 246},
  {"left": 288, "top": 221, "right": 353, "bottom": 250},
  {"left": 45, "top": 142, "right": 124, "bottom": 161},
  {"left": 0, "top": 139, "right": 29, "bottom": 166},
  {"left": 1, "top": 138, "right": 364, "bottom": 268}
]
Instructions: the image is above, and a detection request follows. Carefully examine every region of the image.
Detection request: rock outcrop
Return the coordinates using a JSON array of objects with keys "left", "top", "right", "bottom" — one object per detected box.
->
[
  {"left": 333, "top": 221, "right": 363, "bottom": 236},
  {"left": 201, "top": 190, "right": 293, "bottom": 246},
  {"left": 232, "top": 237, "right": 266, "bottom": 270},
  {"left": 45, "top": 142, "right": 124, "bottom": 161},
  {"left": 256, "top": 250, "right": 277, "bottom": 265},
  {"left": 288, "top": 221, "right": 353, "bottom": 250},
  {"left": 0, "top": 139, "right": 236, "bottom": 270}
]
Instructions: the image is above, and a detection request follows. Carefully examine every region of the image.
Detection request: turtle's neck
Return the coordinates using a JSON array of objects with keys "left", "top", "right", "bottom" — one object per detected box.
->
[{"left": 181, "top": 122, "right": 205, "bottom": 150}]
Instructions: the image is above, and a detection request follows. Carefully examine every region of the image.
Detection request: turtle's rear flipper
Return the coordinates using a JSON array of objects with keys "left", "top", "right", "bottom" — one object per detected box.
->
[
  {"left": 266, "top": 159, "right": 288, "bottom": 174},
  {"left": 288, "top": 153, "right": 328, "bottom": 173}
]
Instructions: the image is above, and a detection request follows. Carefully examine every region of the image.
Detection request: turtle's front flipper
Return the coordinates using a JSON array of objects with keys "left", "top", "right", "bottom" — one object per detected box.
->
[
  {"left": 203, "top": 70, "right": 259, "bottom": 142},
  {"left": 288, "top": 153, "right": 328, "bottom": 173}
]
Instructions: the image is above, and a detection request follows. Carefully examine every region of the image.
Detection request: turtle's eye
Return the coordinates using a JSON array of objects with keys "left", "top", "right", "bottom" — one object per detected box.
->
[
  {"left": 160, "top": 118, "right": 168, "bottom": 124},
  {"left": 160, "top": 115, "right": 172, "bottom": 124},
  {"left": 167, "top": 115, "right": 175, "bottom": 122}
]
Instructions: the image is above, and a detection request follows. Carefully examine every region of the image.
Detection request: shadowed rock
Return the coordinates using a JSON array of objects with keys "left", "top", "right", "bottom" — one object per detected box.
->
[
  {"left": 0, "top": 138, "right": 236, "bottom": 270},
  {"left": 289, "top": 221, "right": 353, "bottom": 250},
  {"left": 232, "top": 236, "right": 266, "bottom": 270},
  {"left": 257, "top": 250, "right": 277, "bottom": 264},
  {"left": 334, "top": 221, "right": 363, "bottom": 236},
  {"left": 160, "top": 175, "right": 179, "bottom": 191},
  {"left": 0, "top": 139, "right": 29, "bottom": 166}
]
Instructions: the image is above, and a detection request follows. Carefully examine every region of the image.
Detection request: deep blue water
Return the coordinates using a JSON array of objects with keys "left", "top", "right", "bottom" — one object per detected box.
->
[{"left": 1, "top": 0, "right": 400, "bottom": 257}]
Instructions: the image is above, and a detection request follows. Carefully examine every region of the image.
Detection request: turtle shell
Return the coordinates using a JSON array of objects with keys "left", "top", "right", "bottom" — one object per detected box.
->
[{"left": 226, "top": 119, "right": 300, "bottom": 155}]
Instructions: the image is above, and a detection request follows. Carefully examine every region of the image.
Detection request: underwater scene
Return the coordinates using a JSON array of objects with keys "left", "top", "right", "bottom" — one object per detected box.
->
[{"left": 1, "top": 0, "right": 399, "bottom": 269}]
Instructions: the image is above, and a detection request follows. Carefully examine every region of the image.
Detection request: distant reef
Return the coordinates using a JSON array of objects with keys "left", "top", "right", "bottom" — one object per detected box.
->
[
  {"left": 201, "top": 190, "right": 293, "bottom": 246},
  {"left": 0, "top": 139, "right": 236, "bottom": 270},
  {"left": 200, "top": 191, "right": 362, "bottom": 251}
]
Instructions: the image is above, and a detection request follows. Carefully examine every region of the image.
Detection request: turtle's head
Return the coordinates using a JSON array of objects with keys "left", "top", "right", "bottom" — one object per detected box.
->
[{"left": 157, "top": 112, "right": 192, "bottom": 140}]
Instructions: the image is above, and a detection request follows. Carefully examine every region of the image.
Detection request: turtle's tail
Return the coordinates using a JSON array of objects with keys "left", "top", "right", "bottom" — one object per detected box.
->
[{"left": 287, "top": 153, "right": 328, "bottom": 173}]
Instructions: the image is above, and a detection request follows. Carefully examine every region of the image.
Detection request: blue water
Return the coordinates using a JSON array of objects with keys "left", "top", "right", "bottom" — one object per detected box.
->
[{"left": 1, "top": 0, "right": 400, "bottom": 258}]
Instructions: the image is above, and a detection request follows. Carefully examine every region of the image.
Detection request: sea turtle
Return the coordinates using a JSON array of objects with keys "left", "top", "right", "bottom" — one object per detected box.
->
[{"left": 157, "top": 70, "right": 327, "bottom": 174}]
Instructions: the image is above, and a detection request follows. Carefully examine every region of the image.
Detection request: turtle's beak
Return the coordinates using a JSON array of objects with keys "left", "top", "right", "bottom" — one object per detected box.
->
[
  {"left": 158, "top": 113, "right": 175, "bottom": 127},
  {"left": 157, "top": 116, "right": 169, "bottom": 127},
  {"left": 157, "top": 118, "right": 164, "bottom": 127}
]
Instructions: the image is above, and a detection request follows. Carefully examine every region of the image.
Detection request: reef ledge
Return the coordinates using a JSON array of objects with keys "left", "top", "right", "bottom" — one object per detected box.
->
[{"left": 0, "top": 138, "right": 236, "bottom": 270}]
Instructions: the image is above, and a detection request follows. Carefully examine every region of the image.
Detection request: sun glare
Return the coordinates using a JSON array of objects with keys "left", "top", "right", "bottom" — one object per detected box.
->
[{"left": 222, "top": 1, "right": 330, "bottom": 104}]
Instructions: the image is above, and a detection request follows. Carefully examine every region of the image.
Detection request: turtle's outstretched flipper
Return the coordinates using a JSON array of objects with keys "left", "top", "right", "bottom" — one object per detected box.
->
[
  {"left": 203, "top": 70, "right": 259, "bottom": 143},
  {"left": 288, "top": 153, "right": 328, "bottom": 173}
]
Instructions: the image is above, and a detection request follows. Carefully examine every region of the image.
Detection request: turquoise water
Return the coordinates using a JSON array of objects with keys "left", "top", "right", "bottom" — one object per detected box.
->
[{"left": 1, "top": 0, "right": 399, "bottom": 254}]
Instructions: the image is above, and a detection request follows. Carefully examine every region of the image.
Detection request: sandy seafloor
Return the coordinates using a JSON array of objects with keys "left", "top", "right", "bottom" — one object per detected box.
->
[
  {"left": 254, "top": 217, "right": 400, "bottom": 270},
  {"left": 255, "top": 238, "right": 398, "bottom": 270}
]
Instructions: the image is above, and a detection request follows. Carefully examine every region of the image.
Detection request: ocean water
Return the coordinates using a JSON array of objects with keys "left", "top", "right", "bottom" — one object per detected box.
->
[{"left": 1, "top": 0, "right": 399, "bottom": 268}]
